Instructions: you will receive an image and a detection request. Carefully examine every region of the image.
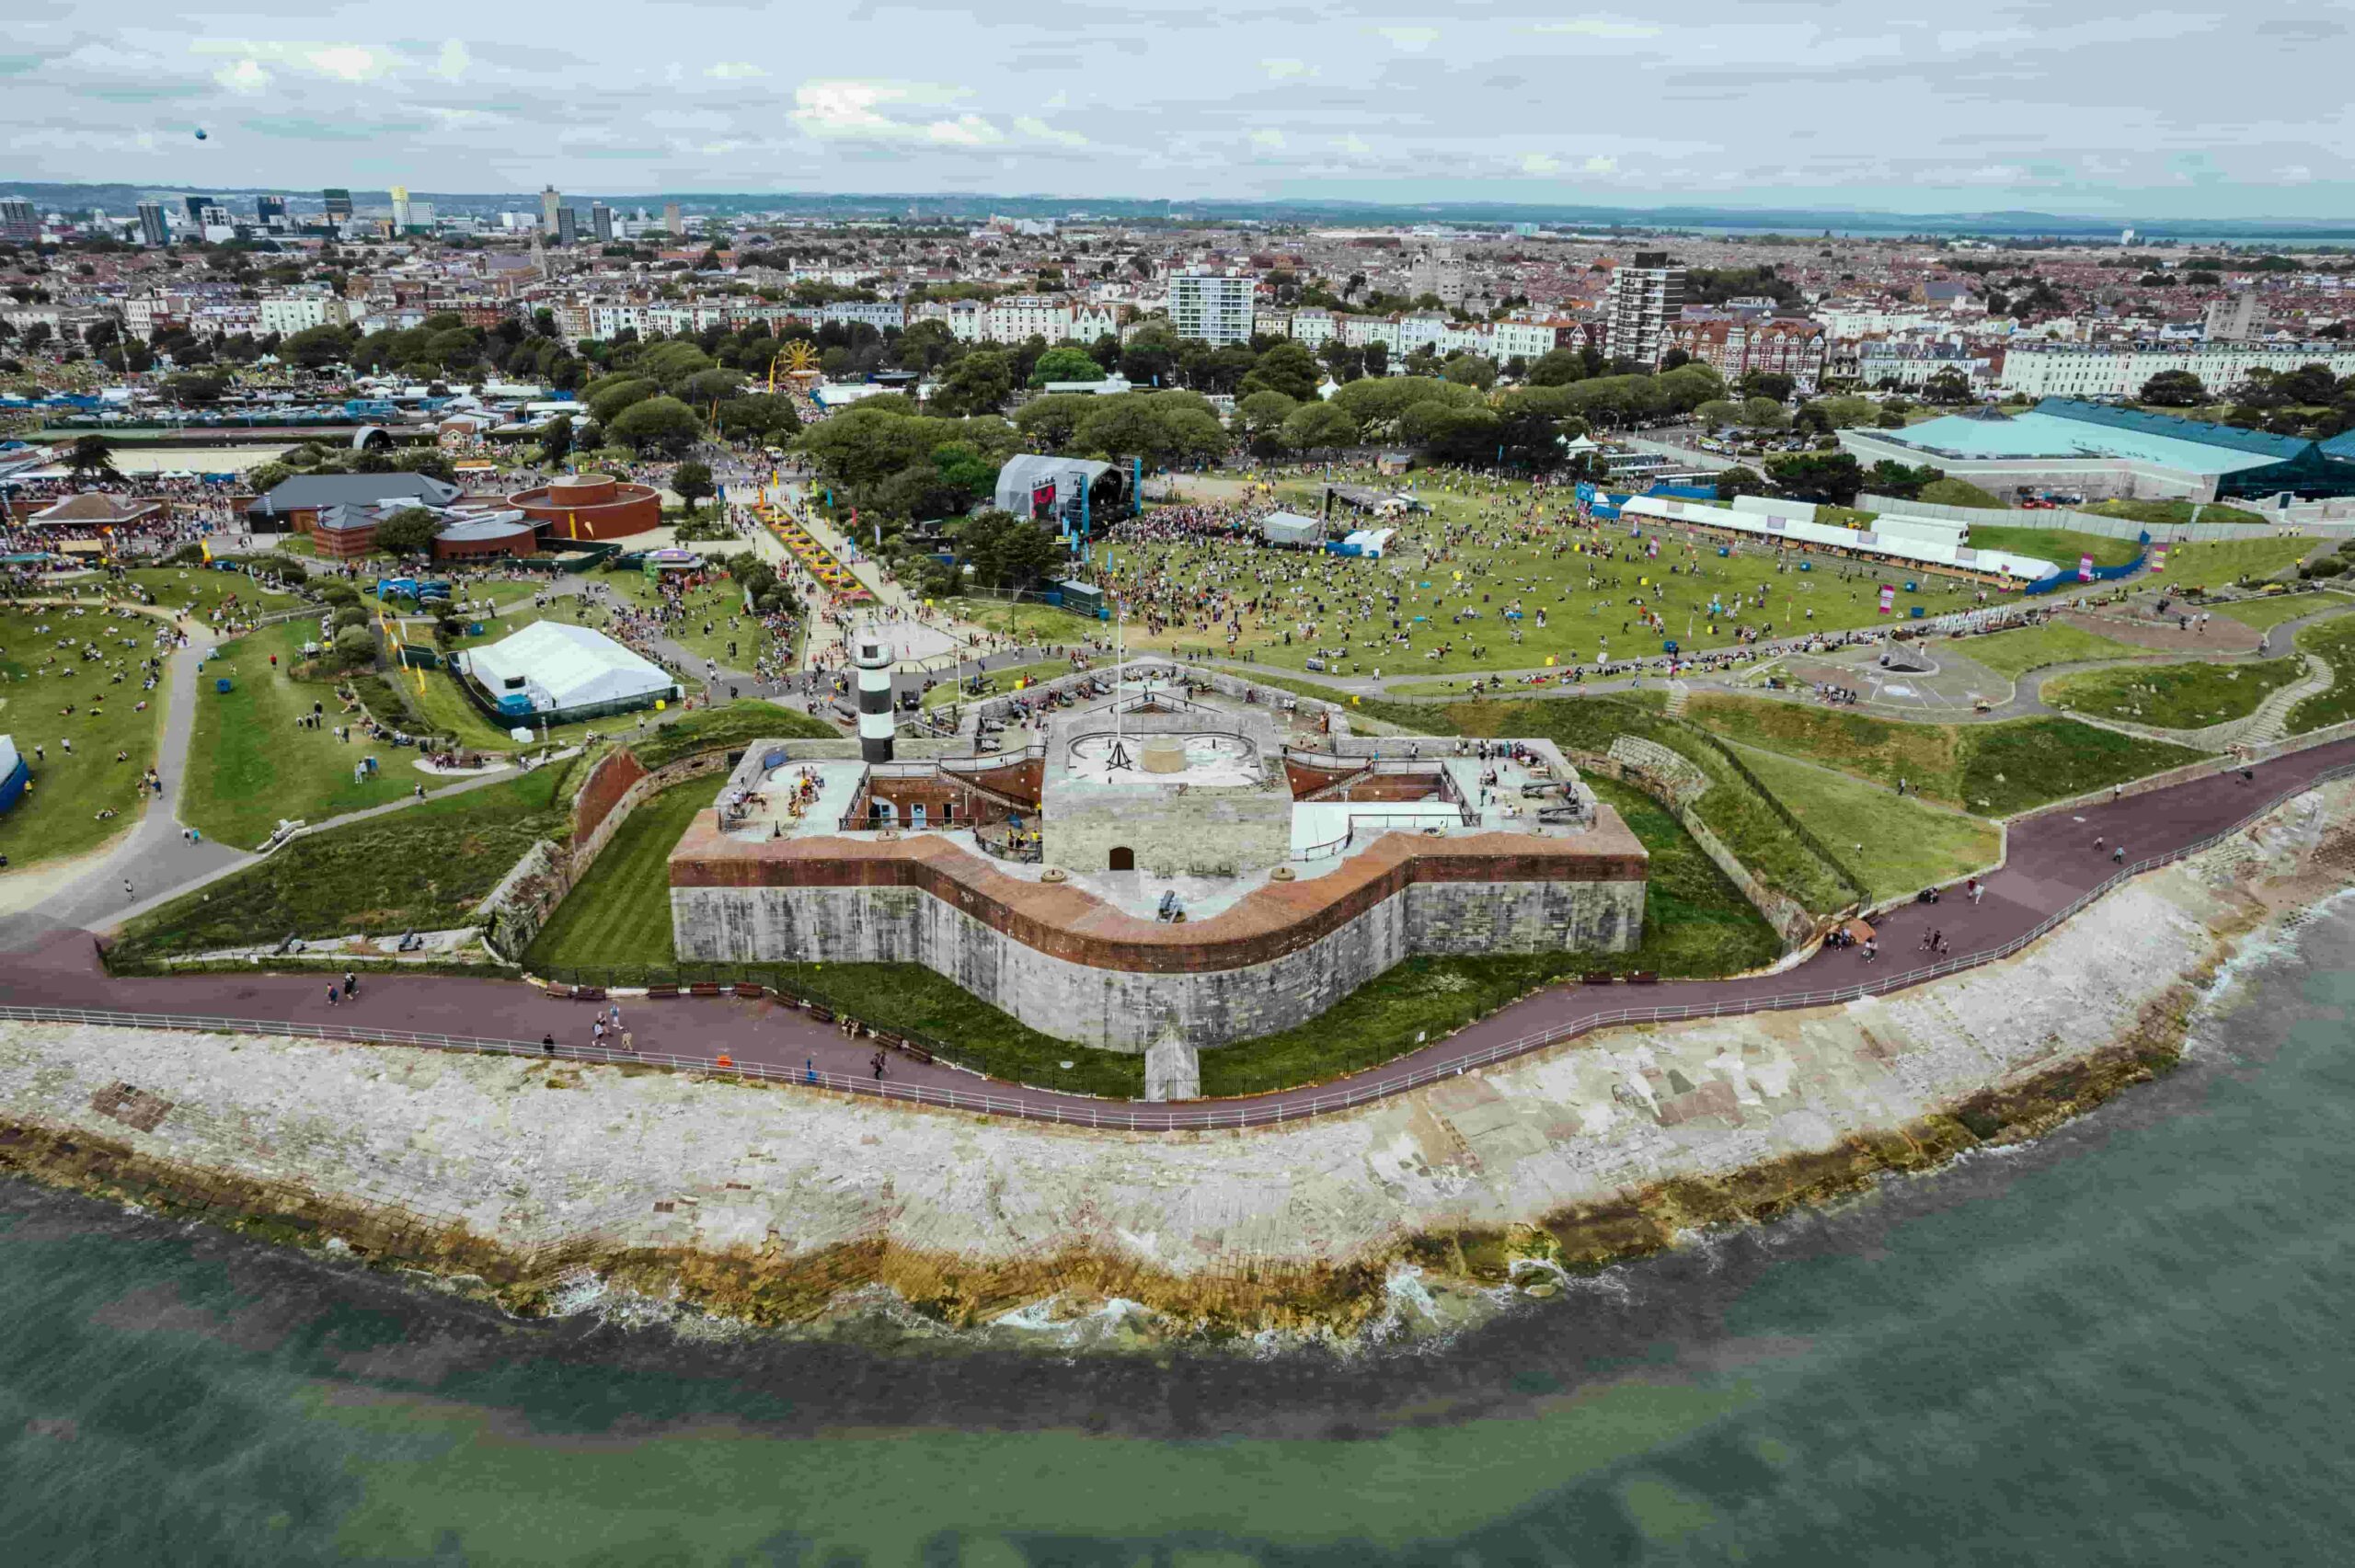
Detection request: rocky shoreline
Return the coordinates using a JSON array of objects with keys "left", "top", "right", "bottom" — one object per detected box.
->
[{"left": 1, "top": 781, "right": 2347, "bottom": 1348}]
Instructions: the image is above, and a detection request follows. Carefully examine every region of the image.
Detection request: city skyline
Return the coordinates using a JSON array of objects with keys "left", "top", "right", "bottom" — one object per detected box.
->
[{"left": 6, "top": 0, "right": 2351, "bottom": 220}]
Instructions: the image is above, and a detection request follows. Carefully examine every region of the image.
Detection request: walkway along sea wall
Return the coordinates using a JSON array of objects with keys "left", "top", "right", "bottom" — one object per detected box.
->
[{"left": 3, "top": 777, "right": 2344, "bottom": 1340}]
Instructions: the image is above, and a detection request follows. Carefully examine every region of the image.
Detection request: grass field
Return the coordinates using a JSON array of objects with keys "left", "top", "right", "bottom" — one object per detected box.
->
[
  {"left": 524, "top": 775, "right": 719, "bottom": 971},
  {"left": 0, "top": 606, "right": 173, "bottom": 870},
  {"left": 1960, "top": 524, "right": 2142, "bottom": 569},
  {"left": 1956, "top": 622, "right": 2144, "bottom": 678},
  {"left": 1087, "top": 475, "right": 2004, "bottom": 677},
  {"left": 112, "top": 566, "right": 298, "bottom": 624},
  {"left": 1197, "top": 770, "right": 1786, "bottom": 1096},
  {"left": 2208, "top": 590, "right": 2350, "bottom": 633},
  {"left": 1677, "top": 692, "right": 2204, "bottom": 814},
  {"left": 1915, "top": 477, "right": 2007, "bottom": 509},
  {"left": 942, "top": 596, "right": 1106, "bottom": 651},
  {"left": 2164, "top": 535, "right": 2320, "bottom": 589},
  {"left": 597, "top": 568, "right": 781, "bottom": 675},
  {"left": 2045, "top": 658, "right": 2303, "bottom": 729},
  {"left": 110, "top": 763, "right": 572, "bottom": 960},
  {"left": 178, "top": 620, "right": 415, "bottom": 847},
  {"left": 2081, "top": 498, "right": 2272, "bottom": 529},
  {"left": 1727, "top": 745, "right": 2002, "bottom": 900},
  {"left": 2290, "top": 615, "right": 2355, "bottom": 733}
]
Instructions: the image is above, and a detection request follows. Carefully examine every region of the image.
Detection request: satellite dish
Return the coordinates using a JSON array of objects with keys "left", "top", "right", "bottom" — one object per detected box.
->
[{"left": 194, "top": 128, "right": 208, "bottom": 140}]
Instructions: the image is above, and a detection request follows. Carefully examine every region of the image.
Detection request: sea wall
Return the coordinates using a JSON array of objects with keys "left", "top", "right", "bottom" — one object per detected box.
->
[{"left": 4, "top": 780, "right": 2348, "bottom": 1339}]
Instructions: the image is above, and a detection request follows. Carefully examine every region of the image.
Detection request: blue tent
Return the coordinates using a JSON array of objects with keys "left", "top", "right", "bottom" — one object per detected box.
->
[{"left": 0, "top": 736, "right": 27, "bottom": 815}]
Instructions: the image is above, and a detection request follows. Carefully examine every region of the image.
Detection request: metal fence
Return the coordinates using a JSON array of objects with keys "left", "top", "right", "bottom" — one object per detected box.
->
[{"left": 16, "top": 754, "right": 2348, "bottom": 1130}]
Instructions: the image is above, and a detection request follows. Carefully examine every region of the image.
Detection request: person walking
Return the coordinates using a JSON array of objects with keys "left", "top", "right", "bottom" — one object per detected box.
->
[
  {"left": 541, "top": 1033, "right": 556, "bottom": 1056},
  {"left": 342, "top": 970, "right": 358, "bottom": 1001},
  {"left": 871, "top": 1048, "right": 888, "bottom": 1082},
  {"left": 326, "top": 983, "right": 339, "bottom": 1008},
  {"left": 2113, "top": 843, "right": 2126, "bottom": 864}
]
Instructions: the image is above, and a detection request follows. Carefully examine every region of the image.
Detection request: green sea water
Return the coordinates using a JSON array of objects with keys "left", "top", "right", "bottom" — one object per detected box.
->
[{"left": 6, "top": 901, "right": 2355, "bottom": 1565}]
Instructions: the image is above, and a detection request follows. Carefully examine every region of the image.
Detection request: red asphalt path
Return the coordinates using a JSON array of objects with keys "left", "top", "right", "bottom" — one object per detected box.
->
[{"left": 5, "top": 738, "right": 2353, "bottom": 1128}]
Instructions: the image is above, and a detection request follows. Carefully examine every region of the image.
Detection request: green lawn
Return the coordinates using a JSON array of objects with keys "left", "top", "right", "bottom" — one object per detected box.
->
[
  {"left": 2081, "top": 498, "right": 2272, "bottom": 529},
  {"left": 2163, "top": 535, "right": 2320, "bottom": 590},
  {"left": 1915, "top": 477, "right": 2008, "bottom": 509},
  {"left": 627, "top": 701, "right": 840, "bottom": 766},
  {"left": 524, "top": 775, "right": 719, "bottom": 971},
  {"left": 2208, "top": 590, "right": 2350, "bottom": 634},
  {"left": 1956, "top": 622, "right": 2144, "bottom": 678},
  {"left": 0, "top": 606, "right": 173, "bottom": 870},
  {"left": 599, "top": 568, "right": 781, "bottom": 674},
  {"left": 111, "top": 566, "right": 299, "bottom": 624},
  {"left": 2289, "top": 615, "right": 2355, "bottom": 733},
  {"left": 942, "top": 596, "right": 1103, "bottom": 652},
  {"left": 1961, "top": 524, "right": 2142, "bottom": 569},
  {"left": 109, "top": 764, "right": 572, "bottom": 961},
  {"left": 178, "top": 621, "right": 416, "bottom": 848},
  {"left": 2046, "top": 658, "right": 2303, "bottom": 729},
  {"left": 1728, "top": 745, "right": 2001, "bottom": 900},
  {"left": 1676, "top": 692, "right": 2205, "bottom": 815}
]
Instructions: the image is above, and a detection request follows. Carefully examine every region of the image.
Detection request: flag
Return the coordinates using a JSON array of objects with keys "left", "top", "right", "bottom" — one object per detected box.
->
[
  {"left": 2151, "top": 544, "right": 2169, "bottom": 574},
  {"left": 2078, "top": 553, "right": 2093, "bottom": 582},
  {"left": 1878, "top": 584, "right": 1896, "bottom": 614}
]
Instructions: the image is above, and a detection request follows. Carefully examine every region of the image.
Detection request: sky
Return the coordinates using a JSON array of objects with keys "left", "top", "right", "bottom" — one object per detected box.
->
[{"left": 6, "top": 0, "right": 2351, "bottom": 219}]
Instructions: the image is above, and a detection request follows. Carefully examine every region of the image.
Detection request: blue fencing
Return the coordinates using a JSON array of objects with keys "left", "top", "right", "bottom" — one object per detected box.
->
[{"left": 2023, "top": 531, "right": 2150, "bottom": 595}]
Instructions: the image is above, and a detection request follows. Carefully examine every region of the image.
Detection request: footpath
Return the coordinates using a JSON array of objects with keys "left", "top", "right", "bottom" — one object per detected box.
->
[{"left": 9, "top": 732, "right": 2354, "bottom": 1128}]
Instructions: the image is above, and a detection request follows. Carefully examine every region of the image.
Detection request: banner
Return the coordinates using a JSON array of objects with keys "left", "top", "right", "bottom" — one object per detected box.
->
[
  {"left": 1645, "top": 537, "right": 1659, "bottom": 558},
  {"left": 1878, "top": 584, "right": 1896, "bottom": 615},
  {"left": 2078, "top": 554, "right": 2094, "bottom": 582},
  {"left": 1030, "top": 480, "right": 1058, "bottom": 520},
  {"left": 2151, "top": 544, "right": 2169, "bottom": 574}
]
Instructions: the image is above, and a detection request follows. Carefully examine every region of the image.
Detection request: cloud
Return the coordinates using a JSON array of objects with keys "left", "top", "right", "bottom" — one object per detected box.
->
[
  {"left": 213, "top": 59, "right": 270, "bottom": 95},
  {"left": 1013, "top": 114, "right": 1087, "bottom": 147},
  {"left": 1334, "top": 133, "right": 1372, "bottom": 155},
  {"left": 926, "top": 114, "right": 1003, "bottom": 146},
  {"left": 1518, "top": 152, "right": 1559, "bottom": 176},
  {"left": 1534, "top": 18, "right": 1660, "bottom": 40},
  {"left": 1582, "top": 154, "right": 1617, "bottom": 175},
  {"left": 304, "top": 46, "right": 384, "bottom": 82},
  {"left": 706, "top": 61, "right": 766, "bottom": 80},
  {"left": 1251, "top": 128, "right": 1285, "bottom": 150},
  {"left": 1373, "top": 26, "right": 1440, "bottom": 52},
  {"left": 1260, "top": 58, "right": 1314, "bottom": 79},
  {"left": 433, "top": 40, "right": 470, "bottom": 80},
  {"left": 791, "top": 78, "right": 984, "bottom": 145}
]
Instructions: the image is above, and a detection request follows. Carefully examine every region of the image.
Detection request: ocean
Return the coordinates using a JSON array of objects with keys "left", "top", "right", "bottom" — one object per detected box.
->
[{"left": 6, "top": 899, "right": 2355, "bottom": 1565}]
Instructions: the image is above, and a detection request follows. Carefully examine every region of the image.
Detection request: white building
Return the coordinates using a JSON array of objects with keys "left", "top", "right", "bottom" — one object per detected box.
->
[
  {"left": 1168, "top": 269, "right": 1256, "bottom": 347},
  {"left": 257, "top": 294, "right": 354, "bottom": 336},
  {"left": 1603, "top": 252, "right": 1684, "bottom": 368},
  {"left": 1998, "top": 340, "right": 2355, "bottom": 400}
]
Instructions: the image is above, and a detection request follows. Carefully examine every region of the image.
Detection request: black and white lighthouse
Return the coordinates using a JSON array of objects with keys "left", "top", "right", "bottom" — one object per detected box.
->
[{"left": 855, "top": 636, "right": 895, "bottom": 762}]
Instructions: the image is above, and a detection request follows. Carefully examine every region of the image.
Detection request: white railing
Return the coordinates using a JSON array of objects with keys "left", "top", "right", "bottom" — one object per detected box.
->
[{"left": 14, "top": 759, "right": 2349, "bottom": 1131}]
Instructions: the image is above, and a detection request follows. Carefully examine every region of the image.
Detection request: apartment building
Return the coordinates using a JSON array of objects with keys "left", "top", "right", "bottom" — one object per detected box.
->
[
  {"left": 1168, "top": 269, "right": 1256, "bottom": 347},
  {"left": 1670, "top": 316, "right": 1828, "bottom": 391},
  {"left": 1999, "top": 340, "right": 2355, "bottom": 400},
  {"left": 257, "top": 294, "right": 355, "bottom": 336},
  {"left": 1603, "top": 252, "right": 1684, "bottom": 368}
]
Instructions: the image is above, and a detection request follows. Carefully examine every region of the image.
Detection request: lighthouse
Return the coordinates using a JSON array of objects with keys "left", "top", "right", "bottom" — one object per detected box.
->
[{"left": 855, "top": 636, "right": 895, "bottom": 763}]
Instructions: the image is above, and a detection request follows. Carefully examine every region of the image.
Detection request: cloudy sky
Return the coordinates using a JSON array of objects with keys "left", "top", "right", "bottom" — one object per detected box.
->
[{"left": 6, "top": 0, "right": 2349, "bottom": 217}]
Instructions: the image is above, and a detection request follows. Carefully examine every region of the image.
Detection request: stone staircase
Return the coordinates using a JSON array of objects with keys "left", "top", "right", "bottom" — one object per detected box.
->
[
  {"left": 2242, "top": 653, "right": 2334, "bottom": 748},
  {"left": 1606, "top": 736, "right": 1710, "bottom": 802},
  {"left": 1663, "top": 680, "right": 1692, "bottom": 716}
]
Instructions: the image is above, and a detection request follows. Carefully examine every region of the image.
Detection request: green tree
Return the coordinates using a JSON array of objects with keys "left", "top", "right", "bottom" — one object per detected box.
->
[
  {"left": 1441, "top": 352, "right": 1499, "bottom": 390},
  {"left": 1741, "top": 395, "right": 1791, "bottom": 429},
  {"left": 1920, "top": 368, "right": 1973, "bottom": 406},
  {"left": 1028, "top": 347, "right": 1106, "bottom": 387},
  {"left": 538, "top": 415, "right": 573, "bottom": 464},
  {"left": 1236, "top": 389, "right": 1300, "bottom": 435},
  {"left": 933, "top": 350, "right": 1014, "bottom": 416},
  {"left": 1280, "top": 400, "right": 1361, "bottom": 455},
  {"left": 1525, "top": 347, "right": 1590, "bottom": 386},
  {"left": 609, "top": 395, "right": 702, "bottom": 456},
  {"left": 672, "top": 459, "right": 715, "bottom": 516},
  {"left": 64, "top": 435, "right": 121, "bottom": 485},
  {"left": 674, "top": 368, "right": 743, "bottom": 409},
  {"left": 1764, "top": 451, "right": 1867, "bottom": 505},
  {"left": 1715, "top": 465, "right": 1771, "bottom": 501},
  {"left": 2137, "top": 370, "right": 2206, "bottom": 406},
  {"left": 587, "top": 376, "right": 661, "bottom": 425},
  {"left": 1012, "top": 393, "right": 1099, "bottom": 452},
  {"left": 1238, "top": 339, "right": 1322, "bottom": 402},
  {"left": 373, "top": 508, "right": 441, "bottom": 556},
  {"left": 959, "top": 509, "right": 1064, "bottom": 589},
  {"left": 1861, "top": 460, "right": 1945, "bottom": 500}
]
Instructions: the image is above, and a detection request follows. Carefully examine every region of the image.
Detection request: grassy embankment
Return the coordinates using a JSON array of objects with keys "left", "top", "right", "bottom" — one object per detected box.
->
[
  {"left": 178, "top": 620, "right": 415, "bottom": 847},
  {"left": 2044, "top": 658, "right": 2304, "bottom": 730},
  {"left": 921, "top": 658, "right": 1072, "bottom": 707},
  {"left": 2080, "top": 498, "right": 2272, "bottom": 529},
  {"left": 1914, "top": 478, "right": 2007, "bottom": 509},
  {"left": 110, "top": 763, "right": 575, "bottom": 963},
  {"left": 2289, "top": 615, "right": 2355, "bottom": 733},
  {"left": 1677, "top": 692, "right": 2206, "bottom": 815},
  {"left": 2207, "top": 590, "right": 2350, "bottom": 634},
  {"left": 0, "top": 606, "right": 173, "bottom": 870},
  {"left": 1956, "top": 622, "right": 2144, "bottom": 679}
]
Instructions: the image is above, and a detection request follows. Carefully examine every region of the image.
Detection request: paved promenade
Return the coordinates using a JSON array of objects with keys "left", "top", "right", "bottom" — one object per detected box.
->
[{"left": 6, "top": 734, "right": 2349, "bottom": 1129}]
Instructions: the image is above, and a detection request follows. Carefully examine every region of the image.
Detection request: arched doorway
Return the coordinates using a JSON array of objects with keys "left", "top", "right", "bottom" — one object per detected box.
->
[{"left": 1109, "top": 846, "right": 1135, "bottom": 871}]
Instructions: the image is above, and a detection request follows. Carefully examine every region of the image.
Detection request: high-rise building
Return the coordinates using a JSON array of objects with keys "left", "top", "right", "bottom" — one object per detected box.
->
[
  {"left": 0, "top": 198, "right": 37, "bottom": 242},
  {"left": 183, "top": 195, "right": 214, "bottom": 223},
  {"left": 135, "top": 201, "right": 169, "bottom": 247},
  {"left": 1603, "top": 251, "right": 1685, "bottom": 368},
  {"left": 256, "top": 195, "right": 286, "bottom": 226},
  {"left": 2203, "top": 292, "right": 2264, "bottom": 343},
  {"left": 663, "top": 201, "right": 683, "bottom": 235},
  {"left": 390, "top": 186, "right": 412, "bottom": 231},
  {"left": 322, "top": 188, "right": 353, "bottom": 222},
  {"left": 556, "top": 207, "right": 580, "bottom": 247},
  {"left": 1168, "top": 269, "right": 1256, "bottom": 348},
  {"left": 591, "top": 202, "right": 614, "bottom": 244},
  {"left": 541, "top": 185, "right": 562, "bottom": 233}
]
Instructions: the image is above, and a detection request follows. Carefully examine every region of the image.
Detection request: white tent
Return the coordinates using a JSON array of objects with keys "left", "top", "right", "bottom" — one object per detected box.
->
[
  {"left": 1260, "top": 511, "right": 1323, "bottom": 547},
  {"left": 460, "top": 621, "right": 679, "bottom": 715}
]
